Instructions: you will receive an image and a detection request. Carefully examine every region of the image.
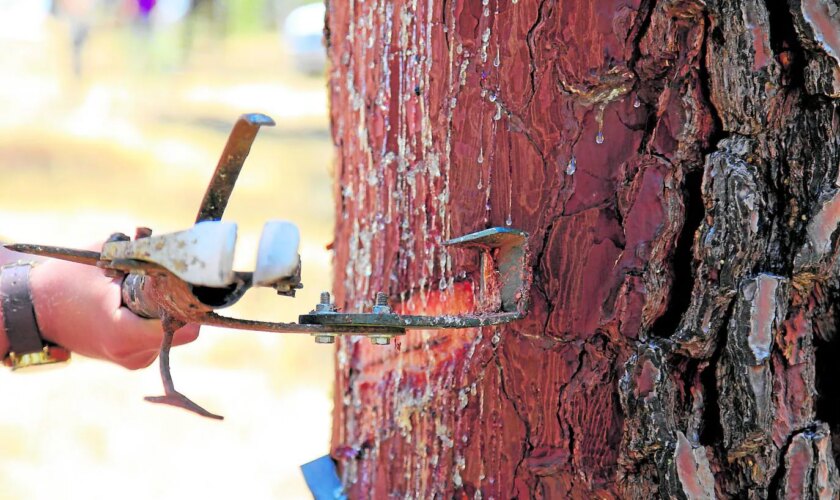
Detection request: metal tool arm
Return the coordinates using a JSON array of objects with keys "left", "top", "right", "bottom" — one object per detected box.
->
[{"left": 1, "top": 113, "right": 531, "bottom": 421}]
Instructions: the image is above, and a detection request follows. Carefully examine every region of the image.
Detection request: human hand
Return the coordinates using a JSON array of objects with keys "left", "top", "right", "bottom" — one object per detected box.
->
[{"left": 28, "top": 254, "right": 200, "bottom": 370}]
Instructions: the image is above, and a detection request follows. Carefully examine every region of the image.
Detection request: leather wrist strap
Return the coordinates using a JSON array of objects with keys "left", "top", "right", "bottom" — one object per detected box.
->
[{"left": 1, "top": 263, "right": 45, "bottom": 355}]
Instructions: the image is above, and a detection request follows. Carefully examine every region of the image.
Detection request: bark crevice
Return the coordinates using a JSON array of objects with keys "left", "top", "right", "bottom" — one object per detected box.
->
[
  {"left": 698, "top": 10, "right": 727, "bottom": 154},
  {"left": 493, "top": 348, "right": 534, "bottom": 496},
  {"left": 650, "top": 169, "right": 705, "bottom": 338},
  {"left": 764, "top": 0, "right": 806, "bottom": 90},
  {"left": 815, "top": 314, "right": 840, "bottom": 460}
]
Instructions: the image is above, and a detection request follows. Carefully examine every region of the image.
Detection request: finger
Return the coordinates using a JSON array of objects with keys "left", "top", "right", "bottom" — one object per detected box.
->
[
  {"left": 112, "top": 326, "right": 199, "bottom": 370},
  {"left": 102, "top": 275, "right": 126, "bottom": 310},
  {"left": 172, "top": 323, "right": 201, "bottom": 346},
  {"left": 111, "top": 306, "right": 167, "bottom": 351},
  {"left": 119, "top": 349, "right": 159, "bottom": 371},
  {"left": 113, "top": 326, "right": 198, "bottom": 370},
  {"left": 112, "top": 307, "right": 200, "bottom": 349}
]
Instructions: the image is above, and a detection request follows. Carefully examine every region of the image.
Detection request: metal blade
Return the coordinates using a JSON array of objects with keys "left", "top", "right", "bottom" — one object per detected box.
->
[
  {"left": 444, "top": 227, "right": 529, "bottom": 314},
  {"left": 3, "top": 244, "right": 101, "bottom": 266},
  {"left": 195, "top": 113, "right": 276, "bottom": 223}
]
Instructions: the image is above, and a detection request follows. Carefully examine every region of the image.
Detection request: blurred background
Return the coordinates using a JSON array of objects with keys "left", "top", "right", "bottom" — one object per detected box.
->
[{"left": 0, "top": 0, "right": 333, "bottom": 498}]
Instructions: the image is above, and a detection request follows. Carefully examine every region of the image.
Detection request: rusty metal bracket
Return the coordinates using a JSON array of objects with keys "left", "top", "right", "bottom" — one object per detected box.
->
[
  {"left": 445, "top": 227, "right": 529, "bottom": 314},
  {"left": 3, "top": 113, "right": 531, "bottom": 420},
  {"left": 299, "top": 227, "right": 530, "bottom": 333}
]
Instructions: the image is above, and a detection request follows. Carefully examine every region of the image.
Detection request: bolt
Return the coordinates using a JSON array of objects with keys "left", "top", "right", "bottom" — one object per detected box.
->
[
  {"left": 371, "top": 336, "right": 391, "bottom": 346},
  {"left": 314, "top": 335, "right": 336, "bottom": 344},
  {"left": 372, "top": 292, "right": 392, "bottom": 314},
  {"left": 315, "top": 291, "right": 335, "bottom": 313},
  {"left": 135, "top": 227, "right": 153, "bottom": 239}
]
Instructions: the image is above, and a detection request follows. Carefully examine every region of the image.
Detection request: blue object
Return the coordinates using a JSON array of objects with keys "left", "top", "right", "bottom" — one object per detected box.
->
[{"left": 300, "top": 455, "right": 346, "bottom": 500}]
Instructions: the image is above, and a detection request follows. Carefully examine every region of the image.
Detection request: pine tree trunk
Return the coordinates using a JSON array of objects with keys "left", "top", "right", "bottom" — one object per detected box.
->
[{"left": 326, "top": 0, "right": 840, "bottom": 497}]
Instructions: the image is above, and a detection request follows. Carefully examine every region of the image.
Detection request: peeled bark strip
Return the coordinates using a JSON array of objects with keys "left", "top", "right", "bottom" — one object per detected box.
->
[
  {"left": 327, "top": 0, "right": 840, "bottom": 496},
  {"left": 715, "top": 274, "right": 788, "bottom": 494},
  {"left": 674, "top": 431, "right": 716, "bottom": 500},
  {"left": 776, "top": 424, "right": 840, "bottom": 499}
]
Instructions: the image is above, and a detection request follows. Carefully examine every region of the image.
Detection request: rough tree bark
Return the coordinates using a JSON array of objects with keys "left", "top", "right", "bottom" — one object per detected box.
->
[{"left": 326, "top": 0, "right": 840, "bottom": 497}]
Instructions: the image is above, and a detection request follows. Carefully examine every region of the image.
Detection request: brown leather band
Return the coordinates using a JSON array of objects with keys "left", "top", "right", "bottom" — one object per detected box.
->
[{"left": 1, "top": 264, "right": 45, "bottom": 355}]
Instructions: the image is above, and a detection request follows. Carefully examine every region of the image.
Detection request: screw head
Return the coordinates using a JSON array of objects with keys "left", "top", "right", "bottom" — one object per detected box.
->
[
  {"left": 371, "top": 336, "right": 391, "bottom": 346},
  {"left": 314, "top": 335, "right": 336, "bottom": 344}
]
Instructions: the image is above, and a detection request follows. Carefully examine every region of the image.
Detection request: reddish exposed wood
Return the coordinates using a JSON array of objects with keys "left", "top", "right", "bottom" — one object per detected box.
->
[{"left": 327, "top": 0, "right": 840, "bottom": 497}]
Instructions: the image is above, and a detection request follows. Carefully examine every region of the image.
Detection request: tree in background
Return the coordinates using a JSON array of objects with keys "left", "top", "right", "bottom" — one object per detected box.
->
[{"left": 327, "top": 0, "right": 840, "bottom": 497}]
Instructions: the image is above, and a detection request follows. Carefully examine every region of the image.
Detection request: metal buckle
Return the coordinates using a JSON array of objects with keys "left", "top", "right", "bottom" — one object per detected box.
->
[{"left": 3, "top": 346, "right": 71, "bottom": 371}]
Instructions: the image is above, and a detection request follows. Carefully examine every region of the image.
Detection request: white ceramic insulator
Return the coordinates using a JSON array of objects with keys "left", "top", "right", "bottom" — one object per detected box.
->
[
  {"left": 253, "top": 220, "right": 301, "bottom": 286},
  {"left": 102, "top": 221, "right": 237, "bottom": 288}
]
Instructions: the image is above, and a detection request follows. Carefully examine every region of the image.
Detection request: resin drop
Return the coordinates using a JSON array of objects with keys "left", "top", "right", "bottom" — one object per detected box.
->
[{"left": 566, "top": 156, "right": 577, "bottom": 175}]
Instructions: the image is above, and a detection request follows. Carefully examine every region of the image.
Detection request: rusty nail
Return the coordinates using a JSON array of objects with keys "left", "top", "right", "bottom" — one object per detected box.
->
[{"left": 135, "top": 227, "right": 153, "bottom": 239}]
